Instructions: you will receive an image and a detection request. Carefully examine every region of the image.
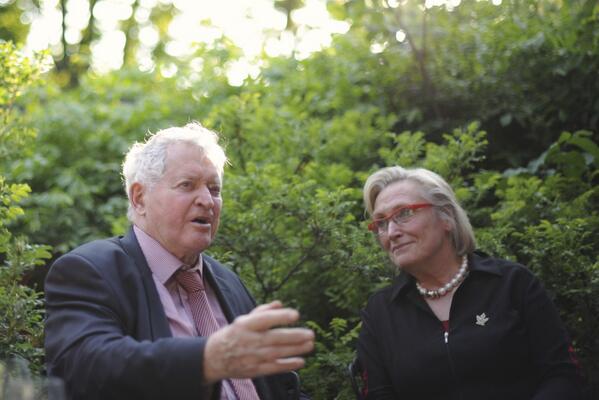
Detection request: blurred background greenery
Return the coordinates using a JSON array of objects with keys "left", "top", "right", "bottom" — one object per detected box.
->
[{"left": 1, "top": 0, "right": 598, "bottom": 398}]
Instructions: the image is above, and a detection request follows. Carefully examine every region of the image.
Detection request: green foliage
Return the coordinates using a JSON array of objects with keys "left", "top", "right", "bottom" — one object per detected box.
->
[
  {"left": 327, "top": 0, "right": 599, "bottom": 167},
  {"left": 1, "top": 0, "right": 598, "bottom": 397},
  {"left": 0, "top": 2, "right": 32, "bottom": 44},
  {"left": 0, "top": 42, "right": 51, "bottom": 371},
  {"left": 10, "top": 66, "right": 227, "bottom": 251},
  {"left": 474, "top": 130, "right": 599, "bottom": 390},
  {"left": 302, "top": 318, "right": 361, "bottom": 400},
  {"left": 0, "top": 246, "right": 46, "bottom": 371},
  {"left": 213, "top": 167, "right": 385, "bottom": 319},
  {"left": 0, "top": 42, "right": 40, "bottom": 158}
]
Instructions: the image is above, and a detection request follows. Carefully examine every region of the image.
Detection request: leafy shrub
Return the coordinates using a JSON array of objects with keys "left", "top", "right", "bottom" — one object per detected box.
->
[
  {"left": 1, "top": 1, "right": 598, "bottom": 396},
  {"left": 0, "top": 42, "right": 51, "bottom": 371}
]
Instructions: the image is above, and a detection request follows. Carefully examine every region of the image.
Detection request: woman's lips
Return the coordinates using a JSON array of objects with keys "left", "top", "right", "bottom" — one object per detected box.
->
[{"left": 391, "top": 242, "right": 412, "bottom": 253}]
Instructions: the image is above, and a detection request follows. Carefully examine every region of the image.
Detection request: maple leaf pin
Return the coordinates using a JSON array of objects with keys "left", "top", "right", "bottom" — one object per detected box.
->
[{"left": 476, "top": 313, "right": 489, "bottom": 326}]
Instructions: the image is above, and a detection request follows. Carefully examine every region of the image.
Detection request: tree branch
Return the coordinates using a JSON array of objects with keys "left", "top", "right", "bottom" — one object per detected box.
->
[{"left": 385, "top": 0, "right": 441, "bottom": 119}]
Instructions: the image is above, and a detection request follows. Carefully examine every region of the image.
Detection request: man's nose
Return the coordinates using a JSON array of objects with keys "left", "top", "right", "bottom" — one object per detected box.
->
[{"left": 194, "top": 186, "right": 214, "bottom": 207}]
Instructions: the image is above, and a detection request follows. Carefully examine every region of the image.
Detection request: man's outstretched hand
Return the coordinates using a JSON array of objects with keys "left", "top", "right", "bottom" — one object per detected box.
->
[{"left": 203, "top": 301, "right": 315, "bottom": 383}]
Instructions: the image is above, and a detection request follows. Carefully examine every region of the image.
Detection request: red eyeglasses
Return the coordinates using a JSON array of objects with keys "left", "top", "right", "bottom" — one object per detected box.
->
[{"left": 368, "top": 203, "right": 433, "bottom": 235}]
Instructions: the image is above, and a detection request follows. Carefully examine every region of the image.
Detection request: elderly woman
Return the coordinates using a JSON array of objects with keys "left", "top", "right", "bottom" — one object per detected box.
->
[{"left": 357, "top": 166, "right": 582, "bottom": 400}]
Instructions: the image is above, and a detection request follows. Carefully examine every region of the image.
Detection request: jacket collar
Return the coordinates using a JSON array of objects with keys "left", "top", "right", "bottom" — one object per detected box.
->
[
  {"left": 119, "top": 226, "right": 173, "bottom": 339},
  {"left": 389, "top": 251, "right": 503, "bottom": 302}
]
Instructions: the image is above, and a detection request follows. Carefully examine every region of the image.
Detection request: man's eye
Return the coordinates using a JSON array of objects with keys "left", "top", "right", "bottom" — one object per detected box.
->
[
  {"left": 209, "top": 186, "right": 221, "bottom": 195},
  {"left": 179, "top": 181, "right": 192, "bottom": 189}
]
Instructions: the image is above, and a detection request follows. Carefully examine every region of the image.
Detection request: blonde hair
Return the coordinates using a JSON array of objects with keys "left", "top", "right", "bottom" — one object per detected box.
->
[{"left": 363, "top": 166, "right": 476, "bottom": 255}]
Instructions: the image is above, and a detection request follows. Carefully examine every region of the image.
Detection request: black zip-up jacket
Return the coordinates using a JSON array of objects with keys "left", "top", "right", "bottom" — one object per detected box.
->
[{"left": 357, "top": 252, "right": 582, "bottom": 400}]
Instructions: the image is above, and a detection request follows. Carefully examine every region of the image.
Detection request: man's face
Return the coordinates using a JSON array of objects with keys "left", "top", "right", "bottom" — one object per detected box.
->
[{"left": 136, "top": 142, "right": 222, "bottom": 265}]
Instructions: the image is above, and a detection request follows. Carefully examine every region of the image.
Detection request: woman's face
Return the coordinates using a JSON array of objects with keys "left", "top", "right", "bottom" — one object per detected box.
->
[{"left": 372, "top": 180, "right": 452, "bottom": 271}]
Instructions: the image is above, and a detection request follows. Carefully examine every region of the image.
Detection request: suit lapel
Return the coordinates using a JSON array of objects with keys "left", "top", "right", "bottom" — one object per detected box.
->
[
  {"left": 202, "top": 258, "right": 237, "bottom": 323},
  {"left": 119, "top": 227, "right": 172, "bottom": 339},
  {"left": 202, "top": 258, "right": 273, "bottom": 399}
]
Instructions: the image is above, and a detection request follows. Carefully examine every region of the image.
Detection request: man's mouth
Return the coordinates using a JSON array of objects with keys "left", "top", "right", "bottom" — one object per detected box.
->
[{"left": 192, "top": 217, "right": 211, "bottom": 225}]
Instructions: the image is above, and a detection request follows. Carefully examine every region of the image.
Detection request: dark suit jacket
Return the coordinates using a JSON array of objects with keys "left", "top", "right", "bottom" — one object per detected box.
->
[{"left": 45, "top": 228, "right": 303, "bottom": 400}]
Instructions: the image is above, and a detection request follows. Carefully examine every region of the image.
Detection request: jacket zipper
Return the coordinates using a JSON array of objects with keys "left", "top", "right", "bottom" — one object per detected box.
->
[{"left": 444, "top": 328, "right": 464, "bottom": 400}]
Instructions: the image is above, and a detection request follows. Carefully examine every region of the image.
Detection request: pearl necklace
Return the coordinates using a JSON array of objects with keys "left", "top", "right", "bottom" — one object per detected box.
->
[{"left": 416, "top": 256, "right": 468, "bottom": 298}]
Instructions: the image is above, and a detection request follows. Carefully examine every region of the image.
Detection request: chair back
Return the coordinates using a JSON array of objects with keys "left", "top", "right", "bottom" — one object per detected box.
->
[
  {"left": 347, "top": 357, "right": 365, "bottom": 400},
  {"left": 286, "top": 371, "right": 300, "bottom": 400}
]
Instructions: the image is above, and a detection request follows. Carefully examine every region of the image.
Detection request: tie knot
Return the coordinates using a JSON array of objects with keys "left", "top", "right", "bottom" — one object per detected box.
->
[{"left": 175, "top": 269, "right": 204, "bottom": 293}]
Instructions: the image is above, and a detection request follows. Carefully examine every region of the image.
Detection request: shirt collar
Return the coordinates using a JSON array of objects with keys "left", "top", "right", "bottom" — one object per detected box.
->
[
  {"left": 389, "top": 251, "right": 503, "bottom": 302},
  {"left": 133, "top": 225, "right": 203, "bottom": 284}
]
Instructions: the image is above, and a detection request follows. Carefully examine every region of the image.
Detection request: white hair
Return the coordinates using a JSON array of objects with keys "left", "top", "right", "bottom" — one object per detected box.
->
[{"left": 122, "top": 122, "right": 227, "bottom": 221}]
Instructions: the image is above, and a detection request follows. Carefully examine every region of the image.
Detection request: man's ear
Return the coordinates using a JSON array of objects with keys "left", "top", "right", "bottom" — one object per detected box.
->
[{"left": 129, "top": 182, "right": 146, "bottom": 216}]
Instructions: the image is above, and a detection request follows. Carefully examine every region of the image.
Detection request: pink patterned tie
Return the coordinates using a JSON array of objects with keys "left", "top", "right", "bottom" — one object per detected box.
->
[{"left": 175, "top": 269, "right": 260, "bottom": 400}]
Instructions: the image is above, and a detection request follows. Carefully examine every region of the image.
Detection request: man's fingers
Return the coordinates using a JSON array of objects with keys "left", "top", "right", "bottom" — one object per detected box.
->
[
  {"left": 250, "top": 300, "right": 283, "bottom": 314},
  {"left": 260, "top": 327, "right": 315, "bottom": 346},
  {"left": 236, "top": 308, "right": 300, "bottom": 331},
  {"left": 204, "top": 304, "right": 314, "bottom": 382},
  {"left": 255, "top": 340, "right": 315, "bottom": 361},
  {"left": 236, "top": 357, "right": 307, "bottom": 379},
  {"left": 256, "top": 357, "right": 306, "bottom": 376}
]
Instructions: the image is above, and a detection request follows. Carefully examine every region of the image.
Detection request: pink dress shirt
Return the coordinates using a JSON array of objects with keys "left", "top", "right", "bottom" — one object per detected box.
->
[{"left": 133, "top": 226, "right": 239, "bottom": 400}]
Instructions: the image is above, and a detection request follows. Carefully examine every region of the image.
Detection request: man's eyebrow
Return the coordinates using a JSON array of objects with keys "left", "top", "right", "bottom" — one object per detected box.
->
[
  {"left": 174, "top": 172, "right": 220, "bottom": 182},
  {"left": 173, "top": 171, "right": 195, "bottom": 179}
]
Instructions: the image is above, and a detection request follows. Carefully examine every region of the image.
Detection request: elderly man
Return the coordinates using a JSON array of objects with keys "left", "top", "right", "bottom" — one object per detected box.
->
[{"left": 44, "top": 123, "right": 315, "bottom": 400}]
